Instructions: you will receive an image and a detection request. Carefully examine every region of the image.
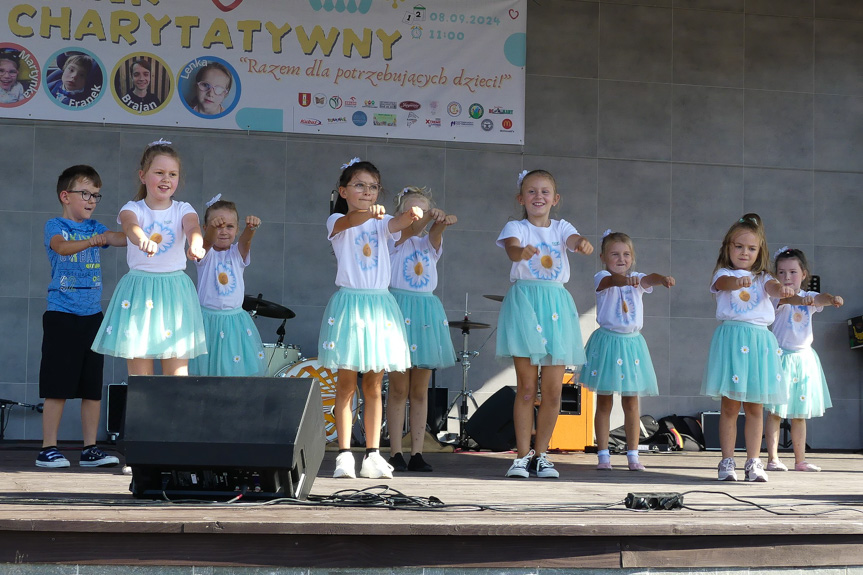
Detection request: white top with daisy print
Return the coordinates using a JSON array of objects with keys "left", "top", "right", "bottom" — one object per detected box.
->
[
  {"left": 388, "top": 235, "right": 442, "bottom": 292},
  {"left": 328, "top": 213, "right": 400, "bottom": 289},
  {"left": 119, "top": 200, "right": 198, "bottom": 272},
  {"left": 771, "top": 289, "right": 823, "bottom": 351},
  {"left": 711, "top": 268, "right": 776, "bottom": 326},
  {"left": 195, "top": 243, "right": 250, "bottom": 310},
  {"left": 594, "top": 271, "right": 652, "bottom": 333},
  {"left": 496, "top": 219, "right": 579, "bottom": 283}
]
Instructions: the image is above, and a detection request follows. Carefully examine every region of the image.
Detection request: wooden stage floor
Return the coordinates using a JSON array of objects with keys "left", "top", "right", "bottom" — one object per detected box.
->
[{"left": 1, "top": 443, "right": 863, "bottom": 570}]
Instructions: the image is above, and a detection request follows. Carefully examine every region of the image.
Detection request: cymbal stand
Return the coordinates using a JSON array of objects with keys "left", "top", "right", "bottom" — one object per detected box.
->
[
  {"left": 0, "top": 398, "right": 41, "bottom": 441},
  {"left": 447, "top": 315, "right": 480, "bottom": 449}
]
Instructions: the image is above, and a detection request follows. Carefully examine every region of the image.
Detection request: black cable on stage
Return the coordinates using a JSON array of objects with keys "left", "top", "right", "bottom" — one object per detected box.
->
[{"left": 678, "top": 489, "right": 863, "bottom": 516}]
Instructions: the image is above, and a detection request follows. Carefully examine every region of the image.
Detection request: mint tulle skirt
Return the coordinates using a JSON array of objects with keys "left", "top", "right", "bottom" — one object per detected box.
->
[
  {"left": 766, "top": 347, "right": 832, "bottom": 419},
  {"left": 701, "top": 321, "right": 787, "bottom": 404},
  {"left": 92, "top": 270, "right": 207, "bottom": 360},
  {"left": 319, "top": 287, "right": 410, "bottom": 373},
  {"left": 582, "top": 328, "right": 658, "bottom": 397},
  {"left": 390, "top": 288, "right": 456, "bottom": 370},
  {"left": 188, "top": 307, "right": 266, "bottom": 377},
  {"left": 496, "top": 280, "right": 585, "bottom": 366}
]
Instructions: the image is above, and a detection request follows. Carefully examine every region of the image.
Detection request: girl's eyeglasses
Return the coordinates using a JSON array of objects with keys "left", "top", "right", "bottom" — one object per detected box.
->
[
  {"left": 349, "top": 182, "right": 381, "bottom": 193},
  {"left": 197, "top": 81, "right": 229, "bottom": 96},
  {"left": 66, "top": 190, "right": 102, "bottom": 203}
]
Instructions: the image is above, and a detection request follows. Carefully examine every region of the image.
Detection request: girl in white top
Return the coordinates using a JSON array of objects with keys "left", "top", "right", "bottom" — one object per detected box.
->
[
  {"left": 386, "top": 186, "right": 457, "bottom": 473},
  {"left": 496, "top": 169, "right": 594, "bottom": 479},
  {"left": 701, "top": 214, "right": 794, "bottom": 483},
  {"left": 92, "top": 139, "right": 207, "bottom": 376},
  {"left": 582, "top": 230, "right": 674, "bottom": 471},
  {"left": 188, "top": 197, "right": 265, "bottom": 377},
  {"left": 764, "top": 247, "right": 843, "bottom": 473},
  {"left": 320, "top": 158, "right": 422, "bottom": 481}
]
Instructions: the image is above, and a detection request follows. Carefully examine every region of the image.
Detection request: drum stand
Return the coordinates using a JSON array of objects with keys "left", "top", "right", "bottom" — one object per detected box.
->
[{"left": 446, "top": 319, "right": 481, "bottom": 449}]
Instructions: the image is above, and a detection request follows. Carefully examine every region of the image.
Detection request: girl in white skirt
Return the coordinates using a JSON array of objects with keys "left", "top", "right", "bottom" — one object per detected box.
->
[
  {"left": 320, "top": 158, "right": 422, "bottom": 480},
  {"left": 582, "top": 230, "right": 675, "bottom": 471},
  {"left": 188, "top": 196, "right": 265, "bottom": 377},
  {"left": 92, "top": 139, "right": 206, "bottom": 376},
  {"left": 497, "top": 169, "right": 594, "bottom": 479},
  {"left": 701, "top": 214, "right": 794, "bottom": 483},
  {"left": 765, "top": 247, "right": 843, "bottom": 472},
  {"left": 386, "top": 186, "right": 458, "bottom": 473}
]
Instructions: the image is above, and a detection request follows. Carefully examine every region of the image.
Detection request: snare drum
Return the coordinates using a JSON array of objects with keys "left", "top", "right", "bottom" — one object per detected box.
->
[
  {"left": 263, "top": 343, "right": 301, "bottom": 376},
  {"left": 276, "top": 357, "right": 355, "bottom": 443}
]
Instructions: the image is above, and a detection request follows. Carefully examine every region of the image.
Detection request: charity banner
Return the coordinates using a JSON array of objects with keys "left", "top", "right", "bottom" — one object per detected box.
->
[{"left": 0, "top": 0, "right": 526, "bottom": 145}]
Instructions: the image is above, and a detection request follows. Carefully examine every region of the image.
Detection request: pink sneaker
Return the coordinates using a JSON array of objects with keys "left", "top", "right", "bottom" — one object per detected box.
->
[
  {"left": 596, "top": 462, "right": 613, "bottom": 470},
  {"left": 795, "top": 461, "right": 821, "bottom": 472},
  {"left": 627, "top": 460, "right": 646, "bottom": 471},
  {"left": 766, "top": 459, "right": 788, "bottom": 472}
]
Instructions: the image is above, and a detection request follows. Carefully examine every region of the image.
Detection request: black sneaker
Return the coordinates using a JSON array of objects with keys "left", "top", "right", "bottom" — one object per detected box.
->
[
  {"left": 80, "top": 446, "right": 120, "bottom": 468},
  {"left": 388, "top": 452, "right": 408, "bottom": 472},
  {"left": 407, "top": 453, "right": 433, "bottom": 472},
  {"left": 36, "top": 447, "right": 70, "bottom": 468}
]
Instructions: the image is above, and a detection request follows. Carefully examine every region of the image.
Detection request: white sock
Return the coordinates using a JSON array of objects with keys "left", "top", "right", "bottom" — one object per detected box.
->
[{"left": 598, "top": 449, "right": 610, "bottom": 464}]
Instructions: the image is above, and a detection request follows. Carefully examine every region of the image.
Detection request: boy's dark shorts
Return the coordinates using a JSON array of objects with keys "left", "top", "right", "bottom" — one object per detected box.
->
[{"left": 39, "top": 311, "right": 105, "bottom": 401}]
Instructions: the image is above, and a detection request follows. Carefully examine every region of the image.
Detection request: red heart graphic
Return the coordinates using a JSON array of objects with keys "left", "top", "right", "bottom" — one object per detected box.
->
[
  {"left": 212, "top": 0, "right": 243, "bottom": 12},
  {"left": 509, "top": 9, "right": 519, "bottom": 19}
]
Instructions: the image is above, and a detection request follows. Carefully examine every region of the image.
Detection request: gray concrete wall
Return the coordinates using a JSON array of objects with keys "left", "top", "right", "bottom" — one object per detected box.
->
[{"left": 1, "top": 0, "right": 862, "bottom": 448}]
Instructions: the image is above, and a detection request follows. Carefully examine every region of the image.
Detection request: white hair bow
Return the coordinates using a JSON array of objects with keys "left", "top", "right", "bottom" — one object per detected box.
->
[
  {"left": 341, "top": 157, "right": 361, "bottom": 169},
  {"left": 148, "top": 138, "right": 172, "bottom": 147},
  {"left": 205, "top": 194, "right": 222, "bottom": 207},
  {"left": 602, "top": 229, "right": 613, "bottom": 238},
  {"left": 774, "top": 246, "right": 790, "bottom": 259},
  {"left": 517, "top": 169, "right": 529, "bottom": 187}
]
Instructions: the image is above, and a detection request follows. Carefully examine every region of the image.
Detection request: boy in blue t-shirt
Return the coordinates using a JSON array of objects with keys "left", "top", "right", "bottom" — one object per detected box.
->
[{"left": 36, "top": 165, "right": 127, "bottom": 468}]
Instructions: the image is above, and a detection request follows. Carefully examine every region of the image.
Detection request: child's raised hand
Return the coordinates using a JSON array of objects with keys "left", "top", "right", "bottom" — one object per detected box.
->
[
  {"left": 623, "top": 275, "right": 640, "bottom": 286},
  {"left": 660, "top": 275, "right": 675, "bottom": 288},
  {"left": 800, "top": 294, "right": 816, "bottom": 305},
  {"left": 210, "top": 215, "right": 228, "bottom": 229},
  {"left": 521, "top": 244, "right": 540, "bottom": 261},
  {"left": 138, "top": 237, "right": 158, "bottom": 257},
  {"left": 574, "top": 237, "right": 594, "bottom": 255},
  {"left": 407, "top": 206, "right": 423, "bottom": 221},
  {"left": 735, "top": 276, "right": 752, "bottom": 289},
  {"left": 369, "top": 204, "right": 386, "bottom": 219},
  {"left": 88, "top": 234, "right": 107, "bottom": 247},
  {"left": 831, "top": 295, "right": 844, "bottom": 307},
  {"left": 246, "top": 215, "right": 261, "bottom": 230},
  {"left": 428, "top": 208, "right": 447, "bottom": 223},
  {"left": 187, "top": 244, "right": 206, "bottom": 262},
  {"left": 443, "top": 214, "right": 458, "bottom": 226},
  {"left": 778, "top": 284, "right": 796, "bottom": 298}
]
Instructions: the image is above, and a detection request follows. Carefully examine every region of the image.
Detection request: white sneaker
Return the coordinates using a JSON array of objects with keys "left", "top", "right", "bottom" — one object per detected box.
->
[
  {"left": 534, "top": 452, "right": 559, "bottom": 479},
  {"left": 717, "top": 457, "right": 737, "bottom": 481},
  {"left": 506, "top": 449, "right": 534, "bottom": 478},
  {"left": 333, "top": 452, "right": 357, "bottom": 479},
  {"left": 359, "top": 451, "right": 394, "bottom": 479},
  {"left": 744, "top": 458, "right": 768, "bottom": 482}
]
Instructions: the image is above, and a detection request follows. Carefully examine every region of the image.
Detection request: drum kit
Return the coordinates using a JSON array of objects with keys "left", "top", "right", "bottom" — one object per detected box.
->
[{"left": 245, "top": 292, "right": 506, "bottom": 448}]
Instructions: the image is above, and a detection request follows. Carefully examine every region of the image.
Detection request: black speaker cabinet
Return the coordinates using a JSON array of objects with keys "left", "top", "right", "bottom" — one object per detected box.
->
[
  {"left": 427, "top": 386, "right": 449, "bottom": 434},
  {"left": 124, "top": 375, "right": 325, "bottom": 500},
  {"left": 701, "top": 411, "right": 745, "bottom": 451},
  {"left": 464, "top": 386, "right": 517, "bottom": 452}
]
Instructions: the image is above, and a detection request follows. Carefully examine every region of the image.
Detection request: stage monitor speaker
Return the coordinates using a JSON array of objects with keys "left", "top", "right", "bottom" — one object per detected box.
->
[
  {"left": 465, "top": 386, "right": 517, "bottom": 452},
  {"left": 427, "top": 387, "right": 449, "bottom": 434},
  {"left": 701, "top": 411, "right": 745, "bottom": 451},
  {"left": 123, "top": 375, "right": 325, "bottom": 501}
]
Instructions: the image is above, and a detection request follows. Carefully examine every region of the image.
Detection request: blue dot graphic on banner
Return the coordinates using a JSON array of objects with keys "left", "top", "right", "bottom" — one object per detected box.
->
[
  {"left": 308, "top": 0, "right": 373, "bottom": 13},
  {"left": 43, "top": 48, "right": 105, "bottom": 111},
  {"left": 504, "top": 33, "right": 526, "bottom": 67},
  {"left": 179, "top": 56, "right": 241, "bottom": 119},
  {"left": 235, "top": 108, "right": 283, "bottom": 132}
]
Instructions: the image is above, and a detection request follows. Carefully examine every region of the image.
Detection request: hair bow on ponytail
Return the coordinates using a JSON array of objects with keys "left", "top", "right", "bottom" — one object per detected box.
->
[
  {"left": 397, "top": 187, "right": 410, "bottom": 200},
  {"left": 341, "top": 157, "right": 361, "bottom": 169},
  {"left": 148, "top": 138, "right": 172, "bottom": 147},
  {"left": 602, "top": 229, "right": 613, "bottom": 239},
  {"left": 517, "top": 169, "right": 529, "bottom": 187},
  {"left": 205, "top": 194, "right": 222, "bottom": 207}
]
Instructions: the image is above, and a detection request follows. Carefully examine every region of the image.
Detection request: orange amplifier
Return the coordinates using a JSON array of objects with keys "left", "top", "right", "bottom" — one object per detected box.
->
[{"left": 547, "top": 371, "right": 595, "bottom": 452}]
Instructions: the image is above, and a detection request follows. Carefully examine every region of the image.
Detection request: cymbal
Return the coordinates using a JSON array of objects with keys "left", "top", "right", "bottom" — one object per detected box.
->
[
  {"left": 242, "top": 295, "right": 295, "bottom": 320},
  {"left": 483, "top": 294, "right": 504, "bottom": 302},
  {"left": 448, "top": 320, "right": 491, "bottom": 331}
]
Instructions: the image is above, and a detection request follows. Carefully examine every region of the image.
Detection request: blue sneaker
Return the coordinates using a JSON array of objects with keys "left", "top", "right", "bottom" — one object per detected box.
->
[
  {"left": 79, "top": 446, "right": 120, "bottom": 468},
  {"left": 36, "top": 447, "right": 70, "bottom": 468}
]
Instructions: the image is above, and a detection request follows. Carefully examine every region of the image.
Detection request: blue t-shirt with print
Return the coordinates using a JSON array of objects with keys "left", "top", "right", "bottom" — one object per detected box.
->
[{"left": 44, "top": 217, "right": 108, "bottom": 315}]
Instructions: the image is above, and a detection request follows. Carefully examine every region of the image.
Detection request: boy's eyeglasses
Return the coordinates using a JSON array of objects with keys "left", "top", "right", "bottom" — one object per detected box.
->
[
  {"left": 197, "top": 81, "right": 229, "bottom": 96},
  {"left": 67, "top": 190, "right": 102, "bottom": 203},
  {"left": 348, "top": 182, "right": 381, "bottom": 194}
]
